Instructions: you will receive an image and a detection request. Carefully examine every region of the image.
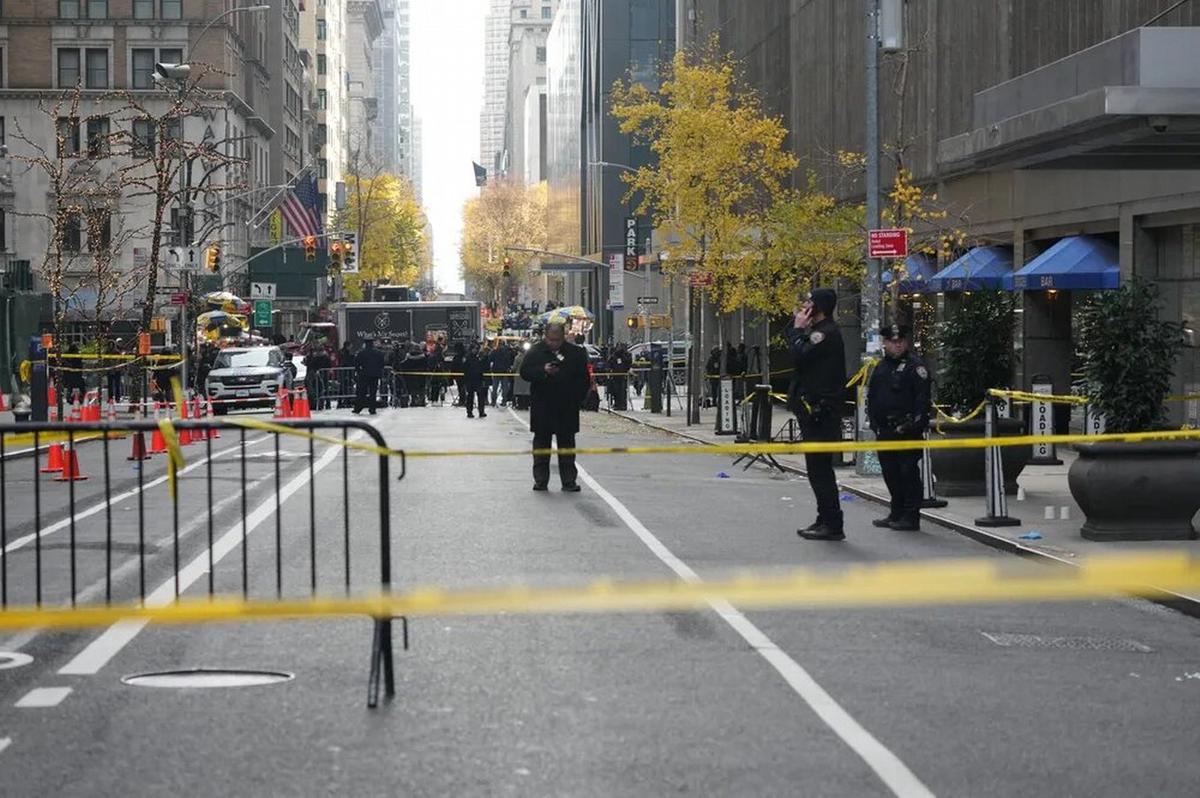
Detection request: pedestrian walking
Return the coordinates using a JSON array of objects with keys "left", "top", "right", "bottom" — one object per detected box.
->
[
  {"left": 352, "top": 339, "right": 385, "bottom": 415},
  {"left": 608, "top": 342, "right": 632, "bottom": 410},
  {"left": 788, "top": 288, "right": 848, "bottom": 541},
  {"left": 867, "top": 324, "right": 932, "bottom": 532},
  {"left": 519, "top": 322, "right": 590, "bottom": 492},
  {"left": 450, "top": 342, "right": 466, "bottom": 407},
  {"left": 304, "top": 344, "right": 332, "bottom": 411},
  {"left": 463, "top": 343, "right": 488, "bottom": 418},
  {"left": 489, "top": 343, "right": 515, "bottom": 407},
  {"left": 426, "top": 340, "right": 445, "bottom": 405}
]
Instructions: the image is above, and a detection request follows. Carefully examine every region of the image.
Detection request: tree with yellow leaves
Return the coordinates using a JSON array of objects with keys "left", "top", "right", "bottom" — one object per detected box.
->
[
  {"left": 610, "top": 43, "right": 797, "bottom": 317},
  {"left": 337, "top": 172, "right": 427, "bottom": 301},
  {"left": 459, "top": 180, "right": 547, "bottom": 306}
]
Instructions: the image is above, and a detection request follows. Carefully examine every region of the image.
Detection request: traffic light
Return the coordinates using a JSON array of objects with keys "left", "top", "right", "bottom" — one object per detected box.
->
[
  {"left": 303, "top": 235, "right": 317, "bottom": 261},
  {"left": 343, "top": 237, "right": 356, "bottom": 272},
  {"left": 204, "top": 245, "right": 221, "bottom": 272},
  {"left": 626, "top": 316, "right": 642, "bottom": 330},
  {"left": 502, "top": 257, "right": 512, "bottom": 277},
  {"left": 330, "top": 240, "right": 344, "bottom": 270}
]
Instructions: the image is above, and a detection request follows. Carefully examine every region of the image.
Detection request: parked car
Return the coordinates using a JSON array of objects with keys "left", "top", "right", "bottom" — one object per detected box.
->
[{"left": 205, "top": 346, "right": 295, "bottom": 414}]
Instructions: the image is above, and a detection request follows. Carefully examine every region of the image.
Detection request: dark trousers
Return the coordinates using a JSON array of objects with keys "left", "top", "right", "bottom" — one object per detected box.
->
[
  {"left": 878, "top": 439, "right": 922, "bottom": 523},
  {"left": 532, "top": 431, "right": 577, "bottom": 487},
  {"left": 800, "top": 413, "right": 843, "bottom": 530},
  {"left": 465, "top": 385, "right": 487, "bottom": 416},
  {"left": 354, "top": 376, "right": 380, "bottom": 413},
  {"left": 609, "top": 376, "right": 628, "bottom": 410}
]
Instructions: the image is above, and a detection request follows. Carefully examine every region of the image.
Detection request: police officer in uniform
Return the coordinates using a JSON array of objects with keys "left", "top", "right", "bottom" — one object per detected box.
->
[
  {"left": 788, "top": 288, "right": 847, "bottom": 541},
  {"left": 867, "top": 324, "right": 932, "bottom": 531}
]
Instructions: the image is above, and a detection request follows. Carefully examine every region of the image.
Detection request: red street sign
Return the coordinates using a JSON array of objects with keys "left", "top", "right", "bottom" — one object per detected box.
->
[
  {"left": 689, "top": 272, "right": 714, "bottom": 287},
  {"left": 868, "top": 228, "right": 908, "bottom": 259},
  {"left": 170, "top": 293, "right": 189, "bottom": 305}
]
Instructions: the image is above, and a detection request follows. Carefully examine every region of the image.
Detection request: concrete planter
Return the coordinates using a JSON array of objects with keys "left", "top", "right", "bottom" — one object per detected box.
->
[
  {"left": 1068, "top": 441, "right": 1200, "bottom": 541},
  {"left": 930, "top": 417, "right": 1030, "bottom": 496}
]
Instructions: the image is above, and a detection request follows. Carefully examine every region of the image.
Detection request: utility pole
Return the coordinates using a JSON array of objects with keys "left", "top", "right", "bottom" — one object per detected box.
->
[{"left": 862, "top": 0, "right": 882, "bottom": 356}]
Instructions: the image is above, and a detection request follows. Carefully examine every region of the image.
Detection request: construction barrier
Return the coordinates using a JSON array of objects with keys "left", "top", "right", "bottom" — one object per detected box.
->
[{"left": 0, "top": 417, "right": 404, "bottom": 709}]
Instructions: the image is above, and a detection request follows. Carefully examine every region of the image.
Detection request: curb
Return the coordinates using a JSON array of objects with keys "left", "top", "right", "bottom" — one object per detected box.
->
[{"left": 604, "top": 408, "right": 1200, "bottom": 621}]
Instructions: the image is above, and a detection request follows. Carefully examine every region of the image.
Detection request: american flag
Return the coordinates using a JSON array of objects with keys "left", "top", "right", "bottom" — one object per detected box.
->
[{"left": 280, "top": 174, "right": 323, "bottom": 238}]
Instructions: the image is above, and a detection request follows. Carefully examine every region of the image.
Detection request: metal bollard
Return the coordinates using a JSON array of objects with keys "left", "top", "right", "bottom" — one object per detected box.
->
[
  {"left": 920, "top": 430, "right": 948, "bottom": 508},
  {"left": 975, "top": 400, "right": 1021, "bottom": 527}
]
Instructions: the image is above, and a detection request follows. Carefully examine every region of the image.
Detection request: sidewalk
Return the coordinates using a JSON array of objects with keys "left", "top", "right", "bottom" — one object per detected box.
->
[{"left": 609, "top": 402, "right": 1200, "bottom": 607}]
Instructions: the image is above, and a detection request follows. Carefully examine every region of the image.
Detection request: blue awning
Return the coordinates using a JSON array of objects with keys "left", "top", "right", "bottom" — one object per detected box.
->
[
  {"left": 929, "top": 247, "right": 1014, "bottom": 292},
  {"left": 889, "top": 253, "right": 938, "bottom": 294},
  {"left": 1005, "top": 236, "right": 1120, "bottom": 291}
]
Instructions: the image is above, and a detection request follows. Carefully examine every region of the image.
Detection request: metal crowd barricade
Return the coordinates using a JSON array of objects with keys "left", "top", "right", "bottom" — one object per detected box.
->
[{"left": 0, "top": 417, "right": 405, "bottom": 709}]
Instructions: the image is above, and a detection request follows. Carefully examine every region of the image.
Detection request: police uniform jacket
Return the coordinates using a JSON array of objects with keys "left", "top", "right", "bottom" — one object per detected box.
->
[
  {"left": 867, "top": 352, "right": 932, "bottom": 439},
  {"left": 355, "top": 347, "right": 386, "bottom": 379},
  {"left": 519, "top": 341, "right": 590, "bottom": 435},
  {"left": 786, "top": 318, "right": 847, "bottom": 418}
]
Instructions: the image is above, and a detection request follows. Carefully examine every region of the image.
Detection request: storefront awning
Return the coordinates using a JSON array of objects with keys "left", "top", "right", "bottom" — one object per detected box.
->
[
  {"left": 889, "top": 253, "right": 938, "bottom": 294},
  {"left": 1005, "top": 236, "right": 1120, "bottom": 291},
  {"left": 929, "top": 247, "right": 1014, "bottom": 292}
]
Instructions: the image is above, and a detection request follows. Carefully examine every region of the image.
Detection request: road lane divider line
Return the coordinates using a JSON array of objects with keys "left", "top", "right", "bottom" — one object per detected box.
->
[
  {"left": 57, "top": 437, "right": 351, "bottom": 676},
  {"left": 0, "top": 435, "right": 271, "bottom": 557},
  {"left": 14, "top": 687, "right": 72, "bottom": 708},
  {"left": 0, "top": 736, "right": 10, "bottom": 754}
]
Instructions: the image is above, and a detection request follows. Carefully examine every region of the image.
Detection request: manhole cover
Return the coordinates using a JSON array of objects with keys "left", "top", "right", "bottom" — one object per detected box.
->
[
  {"left": 122, "top": 668, "right": 294, "bottom": 688},
  {"left": 981, "top": 632, "right": 1153, "bottom": 653}
]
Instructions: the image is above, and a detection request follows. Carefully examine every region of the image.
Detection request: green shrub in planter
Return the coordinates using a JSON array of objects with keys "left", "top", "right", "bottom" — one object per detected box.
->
[
  {"left": 933, "top": 291, "right": 1017, "bottom": 414},
  {"left": 1075, "top": 279, "right": 1183, "bottom": 432},
  {"left": 928, "top": 291, "right": 1024, "bottom": 496},
  {"left": 1069, "top": 279, "right": 1197, "bottom": 541}
]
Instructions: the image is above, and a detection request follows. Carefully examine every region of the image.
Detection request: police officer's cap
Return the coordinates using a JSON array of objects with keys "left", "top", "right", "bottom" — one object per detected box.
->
[
  {"left": 879, "top": 323, "right": 910, "bottom": 341},
  {"left": 809, "top": 288, "right": 837, "bottom": 317}
]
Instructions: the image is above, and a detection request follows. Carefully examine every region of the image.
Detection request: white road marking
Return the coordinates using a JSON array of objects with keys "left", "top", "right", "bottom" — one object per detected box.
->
[
  {"left": 58, "top": 437, "right": 351, "bottom": 677},
  {"left": 1, "top": 435, "right": 271, "bottom": 556},
  {"left": 0, "top": 651, "right": 34, "bottom": 670},
  {"left": 507, "top": 407, "right": 934, "bottom": 798},
  {"left": 14, "top": 687, "right": 72, "bottom": 708},
  {"left": 0, "top": 736, "right": 11, "bottom": 754}
]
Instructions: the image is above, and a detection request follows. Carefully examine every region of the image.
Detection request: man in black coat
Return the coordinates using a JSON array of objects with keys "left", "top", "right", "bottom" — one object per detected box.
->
[
  {"left": 519, "top": 322, "right": 590, "bottom": 492},
  {"left": 353, "top": 339, "right": 385, "bottom": 415},
  {"left": 463, "top": 343, "right": 488, "bottom": 418},
  {"left": 608, "top": 343, "right": 632, "bottom": 411},
  {"left": 788, "top": 287, "right": 848, "bottom": 541},
  {"left": 867, "top": 324, "right": 932, "bottom": 532}
]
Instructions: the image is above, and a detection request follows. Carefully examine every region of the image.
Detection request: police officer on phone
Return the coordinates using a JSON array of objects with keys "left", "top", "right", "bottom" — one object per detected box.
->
[
  {"left": 867, "top": 324, "right": 932, "bottom": 532},
  {"left": 788, "top": 288, "right": 847, "bottom": 541}
]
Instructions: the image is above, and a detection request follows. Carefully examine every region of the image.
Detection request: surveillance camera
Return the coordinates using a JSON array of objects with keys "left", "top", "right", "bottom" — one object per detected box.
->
[
  {"left": 1149, "top": 116, "right": 1170, "bottom": 134},
  {"left": 154, "top": 62, "right": 191, "bottom": 82}
]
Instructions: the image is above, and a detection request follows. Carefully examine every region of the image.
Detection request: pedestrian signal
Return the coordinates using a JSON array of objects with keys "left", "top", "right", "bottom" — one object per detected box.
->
[
  {"left": 204, "top": 245, "right": 221, "bottom": 272},
  {"left": 303, "top": 235, "right": 317, "bottom": 261}
]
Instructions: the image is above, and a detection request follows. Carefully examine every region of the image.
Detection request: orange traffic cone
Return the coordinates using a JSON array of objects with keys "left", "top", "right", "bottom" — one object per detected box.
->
[
  {"left": 149, "top": 403, "right": 168, "bottom": 454},
  {"left": 294, "top": 388, "right": 311, "bottom": 419},
  {"left": 40, "top": 442, "right": 65, "bottom": 473},
  {"left": 68, "top": 393, "right": 82, "bottom": 424},
  {"left": 0, "top": 388, "right": 8, "bottom": 411},
  {"left": 54, "top": 446, "right": 88, "bottom": 481},
  {"left": 47, "top": 384, "right": 57, "bottom": 408},
  {"left": 127, "top": 430, "right": 149, "bottom": 461},
  {"left": 206, "top": 398, "right": 220, "bottom": 439},
  {"left": 178, "top": 394, "right": 192, "bottom": 446},
  {"left": 274, "top": 386, "right": 291, "bottom": 419}
]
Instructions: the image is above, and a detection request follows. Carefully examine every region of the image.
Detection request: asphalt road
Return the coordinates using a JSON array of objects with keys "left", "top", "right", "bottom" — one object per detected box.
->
[{"left": 1, "top": 404, "right": 1199, "bottom": 796}]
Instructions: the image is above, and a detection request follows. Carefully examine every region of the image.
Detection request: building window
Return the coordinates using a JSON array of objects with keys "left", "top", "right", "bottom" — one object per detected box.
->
[
  {"left": 88, "top": 0, "right": 107, "bottom": 18},
  {"left": 59, "top": 0, "right": 80, "bottom": 17},
  {"left": 0, "top": 209, "right": 6, "bottom": 253},
  {"left": 132, "top": 118, "right": 155, "bottom": 156},
  {"left": 316, "top": 19, "right": 327, "bottom": 40},
  {"left": 85, "top": 48, "right": 108, "bottom": 89},
  {"left": 132, "top": 48, "right": 182, "bottom": 89},
  {"left": 318, "top": 158, "right": 328, "bottom": 179},
  {"left": 159, "top": 48, "right": 183, "bottom": 67},
  {"left": 57, "top": 117, "right": 81, "bottom": 157},
  {"left": 536, "top": 46, "right": 546, "bottom": 63},
  {"left": 542, "top": 6, "right": 552, "bottom": 18},
  {"left": 62, "top": 213, "right": 82, "bottom": 252},
  {"left": 86, "top": 116, "right": 110, "bottom": 157},
  {"left": 133, "top": 0, "right": 154, "bottom": 19},
  {"left": 519, "top": 8, "right": 527, "bottom": 18},
  {"left": 317, "top": 54, "right": 327, "bottom": 75},
  {"left": 57, "top": 49, "right": 81, "bottom": 87},
  {"left": 160, "top": 0, "right": 182, "bottom": 19},
  {"left": 317, "top": 123, "right": 327, "bottom": 145},
  {"left": 87, "top": 210, "right": 111, "bottom": 252},
  {"left": 0, "top": 117, "right": 5, "bottom": 147},
  {"left": 317, "top": 89, "right": 327, "bottom": 109}
]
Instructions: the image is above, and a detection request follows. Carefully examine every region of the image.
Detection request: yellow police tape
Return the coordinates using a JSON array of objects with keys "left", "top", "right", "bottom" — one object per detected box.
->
[
  {"left": 200, "top": 418, "right": 1200, "bottom": 461},
  {"left": 0, "top": 552, "right": 1196, "bottom": 631},
  {"left": 935, "top": 400, "right": 988, "bottom": 426}
]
